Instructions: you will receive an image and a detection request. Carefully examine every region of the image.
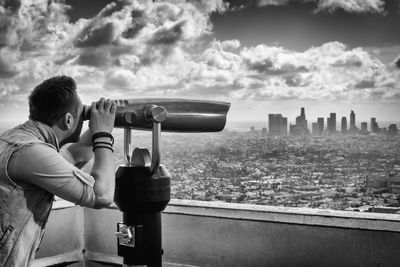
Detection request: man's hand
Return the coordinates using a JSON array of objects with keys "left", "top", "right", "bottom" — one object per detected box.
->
[{"left": 89, "top": 98, "right": 117, "bottom": 134}]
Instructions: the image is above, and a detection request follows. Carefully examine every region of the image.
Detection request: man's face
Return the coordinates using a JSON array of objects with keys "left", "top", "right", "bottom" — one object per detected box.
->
[{"left": 65, "top": 95, "right": 84, "bottom": 144}]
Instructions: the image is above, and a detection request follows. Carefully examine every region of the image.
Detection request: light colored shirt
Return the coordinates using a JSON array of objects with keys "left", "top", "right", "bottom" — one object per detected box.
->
[{"left": 8, "top": 143, "right": 96, "bottom": 207}]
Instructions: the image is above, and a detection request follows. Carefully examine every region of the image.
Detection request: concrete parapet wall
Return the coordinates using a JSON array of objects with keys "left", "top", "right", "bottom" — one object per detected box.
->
[
  {"left": 33, "top": 205, "right": 84, "bottom": 267},
  {"left": 34, "top": 200, "right": 400, "bottom": 267}
]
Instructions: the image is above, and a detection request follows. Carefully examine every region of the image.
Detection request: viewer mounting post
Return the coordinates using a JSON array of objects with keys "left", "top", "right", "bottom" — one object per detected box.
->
[{"left": 95, "top": 98, "right": 231, "bottom": 267}]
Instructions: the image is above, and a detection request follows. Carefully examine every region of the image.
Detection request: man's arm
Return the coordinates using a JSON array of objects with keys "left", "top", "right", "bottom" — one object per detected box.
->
[
  {"left": 8, "top": 143, "right": 97, "bottom": 208},
  {"left": 62, "top": 129, "right": 116, "bottom": 168},
  {"left": 8, "top": 98, "right": 118, "bottom": 209},
  {"left": 62, "top": 129, "right": 93, "bottom": 168},
  {"left": 58, "top": 98, "right": 117, "bottom": 208},
  {"left": 87, "top": 98, "right": 117, "bottom": 208},
  {"left": 59, "top": 98, "right": 117, "bottom": 208}
]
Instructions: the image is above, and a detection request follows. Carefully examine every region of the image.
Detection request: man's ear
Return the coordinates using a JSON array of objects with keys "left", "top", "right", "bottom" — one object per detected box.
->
[{"left": 58, "top": 112, "right": 74, "bottom": 130}]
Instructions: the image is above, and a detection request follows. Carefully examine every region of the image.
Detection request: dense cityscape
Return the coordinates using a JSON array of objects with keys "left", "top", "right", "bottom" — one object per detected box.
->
[{"left": 110, "top": 107, "right": 400, "bottom": 213}]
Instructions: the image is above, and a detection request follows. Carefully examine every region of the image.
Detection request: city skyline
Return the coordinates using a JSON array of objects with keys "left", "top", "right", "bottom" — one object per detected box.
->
[
  {"left": 266, "top": 107, "right": 399, "bottom": 135},
  {"left": 0, "top": 0, "right": 399, "bottom": 123}
]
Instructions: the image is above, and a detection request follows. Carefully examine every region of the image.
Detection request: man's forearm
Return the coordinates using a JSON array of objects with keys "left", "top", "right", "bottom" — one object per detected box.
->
[
  {"left": 85, "top": 97, "right": 117, "bottom": 208},
  {"left": 91, "top": 147, "right": 115, "bottom": 208}
]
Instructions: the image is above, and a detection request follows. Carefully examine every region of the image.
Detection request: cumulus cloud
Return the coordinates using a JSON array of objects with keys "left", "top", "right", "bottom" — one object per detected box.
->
[
  {"left": 76, "top": 22, "right": 116, "bottom": 48},
  {"left": 0, "top": 0, "right": 71, "bottom": 50},
  {"left": 0, "top": 0, "right": 216, "bottom": 98},
  {"left": 181, "top": 40, "right": 398, "bottom": 101},
  {"left": 201, "top": 40, "right": 242, "bottom": 70},
  {"left": 71, "top": 0, "right": 214, "bottom": 68},
  {"left": 0, "top": 0, "right": 73, "bottom": 95},
  {"left": 394, "top": 55, "right": 400, "bottom": 69},
  {"left": 0, "top": 48, "right": 19, "bottom": 78},
  {"left": 76, "top": 49, "right": 112, "bottom": 67},
  {"left": 228, "top": 0, "right": 386, "bottom": 14},
  {"left": 354, "top": 79, "right": 376, "bottom": 89},
  {"left": 240, "top": 44, "right": 312, "bottom": 77},
  {"left": 0, "top": 0, "right": 398, "bottom": 107},
  {"left": 315, "top": 0, "right": 386, "bottom": 14},
  {"left": 187, "top": 0, "right": 228, "bottom": 13},
  {"left": 256, "top": 0, "right": 290, "bottom": 7}
]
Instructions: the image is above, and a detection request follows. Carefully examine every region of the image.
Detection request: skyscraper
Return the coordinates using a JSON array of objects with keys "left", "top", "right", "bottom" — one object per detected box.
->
[
  {"left": 282, "top": 117, "right": 288, "bottom": 135},
  {"left": 361, "top": 122, "right": 368, "bottom": 133},
  {"left": 371, "top": 117, "right": 375, "bottom": 132},
  {"left": 262, "top": 127, "right": 267, "bottom": 137},
  {"left": 268, "top": 114, "right": 286, "bottom": 136},
  {"left": 292, "top": 107, "right": 308, "bottom": 135},
  {"left": 328, "top": 113, "right": 336, "bottom": 134},
  {"left": 312, "top": 123, "right": 319, "bottom": 135},
  {"left": 327, "top": 117, "right": 331, "bottom": 134},
  {"left": 371, "top": 117, "right": 379, "bottom": 133},
  {"left": 388, "top": 124, "right": 399, "bottom": 135},
  {"left": 317, "top": 117, "right": 324, "bottom": 135},
  {"left": 268, "top": 114, "right": 278, "bottom": 136},
  {"left": 341, "top": 116, "right": 347, "bottom": 133},
  {"left": 350, "top": 110, "right": 356, "bottom": 130}
]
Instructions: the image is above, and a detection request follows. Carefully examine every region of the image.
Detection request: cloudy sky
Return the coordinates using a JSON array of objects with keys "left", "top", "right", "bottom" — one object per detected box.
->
[{"left": 0, "top": 0, "right": 399, "bottom": 128}]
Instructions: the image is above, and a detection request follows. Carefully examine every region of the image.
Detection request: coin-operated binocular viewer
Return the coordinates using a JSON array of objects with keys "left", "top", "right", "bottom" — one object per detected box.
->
[{"left": 85, "top": 99, "right": 230, "bottom": 267}]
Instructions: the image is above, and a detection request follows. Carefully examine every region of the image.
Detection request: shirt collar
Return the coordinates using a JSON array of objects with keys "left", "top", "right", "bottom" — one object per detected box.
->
[{"left": 25, "top": 120, "right": 60, "bottom": 152}]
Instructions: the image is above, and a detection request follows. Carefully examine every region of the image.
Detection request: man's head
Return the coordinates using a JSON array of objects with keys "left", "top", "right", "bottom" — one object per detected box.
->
[{"left": 29, "top": 75, "right": 84, "bottom": 144}]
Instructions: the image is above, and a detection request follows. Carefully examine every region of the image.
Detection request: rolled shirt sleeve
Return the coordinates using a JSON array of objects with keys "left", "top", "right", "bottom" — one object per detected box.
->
[
  {"left": 8, "top": 143, "right": 97, "bottom": 208},
  {"left": 60, "top": 147, "right": 75, "bottom": 165}
]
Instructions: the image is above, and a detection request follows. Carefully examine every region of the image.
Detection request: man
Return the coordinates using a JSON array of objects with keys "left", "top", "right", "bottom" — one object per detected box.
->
[{"left": 0, "top": 75, "right": 117, "bottom": 266}]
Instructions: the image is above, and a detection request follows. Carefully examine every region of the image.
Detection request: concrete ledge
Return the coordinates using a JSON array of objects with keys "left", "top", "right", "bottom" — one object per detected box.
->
[
  {"left": 52, "top": 199, "right": 400, "bottom": 233},
  {"left": 84, "top": 251, "right": 121, "bottom": 265},
  {"left": 160, "top": 200, "right": 400, "bottom": 267},
  {"left": 36, "top": 199, "right": 400, "bottom": 266},
  {"left": 84, "top": 251, "right": 195, "bottom": 267},
  {"left": 32, "top": 250, "right": 82, "bottom": 267},
  {"left": 164, "top": 199, "right": 400, "bottom": 232}
]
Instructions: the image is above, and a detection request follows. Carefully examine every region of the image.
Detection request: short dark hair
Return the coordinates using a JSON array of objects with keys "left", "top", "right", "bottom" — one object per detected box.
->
[{"left": 29, "top": 75, "right": 79, "bottom": 126}]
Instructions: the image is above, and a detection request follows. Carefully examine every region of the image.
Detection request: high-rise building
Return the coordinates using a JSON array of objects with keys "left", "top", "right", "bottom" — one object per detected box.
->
[
  {"left": 282, "top": 117, "right": 288, "bottom": 135},
  {"left": 292, "top": 107, "right": 308, "bottom": 135},
  {"left": 262, "top": 127, "right": 267, "bottom": 137},
  {"left": 269, "top": 114, "right": 278, "bottom": 136},
  {"left": 388, "top": 124, "right": 399, "bottom": 135},
  {"left": 350, "top": 110, "right": 356, "bottom": 131},
  {"left": 327, "top": 117, "right": 331, "bottom": 133},
  {"left": 289, "top": 124, "right": 302, "bottom": 135},
  {"left": 341, "top": 116, "right": 347, "bottom": 133},
  {"left": 361, "top": 122, "right": 368, "bottom": 134},
  {"left": 371, "top": 117, "right": 379, "bottom": 133},
  {"left": 268, "top": 114, "right": 286, "bottom": 136},
  {"left": 312, "top": 123, "right": 319, "bottom": 135},
  {"left": 327, "top": 113, "right": 336, "bottom": 134},
  {"left": 317, "top": 117, "right": 324, "bottom": 135}
]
